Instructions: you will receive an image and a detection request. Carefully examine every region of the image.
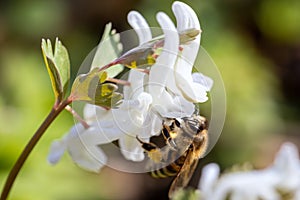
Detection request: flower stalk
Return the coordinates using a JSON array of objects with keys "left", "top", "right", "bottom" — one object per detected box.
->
[
  {"left": 0, "top": 98, "right": 72, "bottom": 200},
  {"left": 65, "top": 105, "right": 90, "bottom": 129}
]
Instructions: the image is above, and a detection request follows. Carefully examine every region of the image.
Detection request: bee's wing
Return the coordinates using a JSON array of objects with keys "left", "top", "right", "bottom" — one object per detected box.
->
[{"left": 168, "top": 148, "right": 199, "bottom": 199}]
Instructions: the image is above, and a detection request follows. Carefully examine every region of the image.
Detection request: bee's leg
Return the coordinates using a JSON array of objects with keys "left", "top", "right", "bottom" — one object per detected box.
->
[
  {"left": 162, "top": 121, "right": 180, "bottom": 151},
  {"left": 163, "top": 130, "right": 177, "bottom": 150},
  {"left": 136, "top": 136, "right": 162, "bottom": 163}
]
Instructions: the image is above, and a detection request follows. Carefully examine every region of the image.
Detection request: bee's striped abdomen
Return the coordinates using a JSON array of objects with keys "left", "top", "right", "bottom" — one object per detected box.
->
[{"left": 149, "top": 154, "right": 186, "bottom": 178}]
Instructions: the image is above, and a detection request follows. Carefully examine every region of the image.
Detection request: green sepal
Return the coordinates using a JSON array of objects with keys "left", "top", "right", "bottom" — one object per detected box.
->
[
  {"left": 115, "top": 28, "right": 200, "bottom": 69},
  {"left": 91, "top": 23, "right": 124, "bottom": 77},
  {"left": 71, "top": 68, "right": 122, "bottom": 108},
  {"left": 41, "top": 38, "right": 70, "bottom": 101},
  {"left": 179, "top": 28, "right": 201, "bottom": 44},
  {"left": 117, "top": 46, "right": 156, "bottom": 69}
]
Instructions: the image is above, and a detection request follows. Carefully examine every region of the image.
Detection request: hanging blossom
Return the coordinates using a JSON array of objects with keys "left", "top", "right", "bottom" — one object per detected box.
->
[
  {"left": 48, "top": 1, "right": 213, "bottom": 172},
  {"left": 198, "top": 142, "right": 300, "bottom": 200}
]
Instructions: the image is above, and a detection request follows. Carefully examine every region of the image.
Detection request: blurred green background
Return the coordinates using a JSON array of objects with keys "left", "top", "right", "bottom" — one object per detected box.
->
[{"left": 1, "top": 0, "right": 300, "bottom": 199}]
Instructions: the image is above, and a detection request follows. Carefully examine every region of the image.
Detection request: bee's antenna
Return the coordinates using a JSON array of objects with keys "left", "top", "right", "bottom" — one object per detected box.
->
[{"left": 136, "top": 136, "right": 144, "bottom": 144}]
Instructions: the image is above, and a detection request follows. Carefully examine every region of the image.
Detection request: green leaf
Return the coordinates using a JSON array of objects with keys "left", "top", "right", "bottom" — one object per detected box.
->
[
  {"left": 91, "top": 23, "right": 124, "bottom": 77},
  {"left": 71, "top": 68, "right": 122, "bottom": 108},
  {"left": 41, "top": 38, "right": 70, "bottom": 101}
]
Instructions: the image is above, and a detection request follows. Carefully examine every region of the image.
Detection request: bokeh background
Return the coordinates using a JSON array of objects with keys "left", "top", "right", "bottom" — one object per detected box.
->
[{"left": 1, "top": 0, "right": 300, "bottom": 199}]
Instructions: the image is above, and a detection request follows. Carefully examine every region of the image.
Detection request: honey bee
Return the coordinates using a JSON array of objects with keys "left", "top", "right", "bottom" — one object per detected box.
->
[{"left": 137, "top": 115, "right": 208, "bottom": 199}]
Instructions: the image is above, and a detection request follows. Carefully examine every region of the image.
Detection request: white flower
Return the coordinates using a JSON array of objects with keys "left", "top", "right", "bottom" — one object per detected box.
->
[
  {"left": 48, "top": 1, "right": 213, "bottom": 172},
  {"left": 48, "top": 123, "right": 108, "bottom": 173},
  {"left": 198, "top": 142, "right": 300, "bottom": 200},
  {"left": 272, "top": 142, "right": 300, "bottom": 191},
  {"left": 148, "top": 1, "right": 213, "bottom": 118},
  {"left": 172, "top": 1, "right": 211, "bottom": 103}
]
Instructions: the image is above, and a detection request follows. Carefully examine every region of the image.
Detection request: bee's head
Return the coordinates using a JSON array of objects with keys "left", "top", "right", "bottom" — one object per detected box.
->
[
  {"left": 182, "top": 115, "right": 208, "bottom": 135},
  {"left": 196, "top": 115, "right": 208, "bottom": 131}
]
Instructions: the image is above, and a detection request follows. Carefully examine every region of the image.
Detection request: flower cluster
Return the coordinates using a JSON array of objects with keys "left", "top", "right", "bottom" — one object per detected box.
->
[
  {"left": 48, "top": 1, "right": 213, "bottom": 172},
  {"left": 198, "top": 142, "right": 300, "bottom": 200}
]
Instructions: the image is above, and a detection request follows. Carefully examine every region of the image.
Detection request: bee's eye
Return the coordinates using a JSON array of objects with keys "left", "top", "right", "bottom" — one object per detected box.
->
[
  {"left": 174, "top": 119, "right": 181, "bottom": 127},
  {"left": 197, "top": 125, "right": 204, "bottom": 132},
  {"left": 187, "top": 121, "right": 199, "bottom": 132},
  {"left": 202, "top": 119, "right": 208, "bottom": 129},
  {"left": 169, "top": 122, "right": 175, "bottom": 131}
]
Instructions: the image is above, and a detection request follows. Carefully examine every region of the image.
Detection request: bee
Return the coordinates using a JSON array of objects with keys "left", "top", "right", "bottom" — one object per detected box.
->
[{"left": 137, "top": 115, "right": 208, "bottom": 199}]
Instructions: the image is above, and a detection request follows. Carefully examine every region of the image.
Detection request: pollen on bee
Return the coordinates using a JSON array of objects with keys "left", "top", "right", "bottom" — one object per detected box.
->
[
  {"left": 170, "top": 131, "right": 178, "bottom": 139},
  {"left": 148, "top": 149, "right": 162, "bottom": 163}
]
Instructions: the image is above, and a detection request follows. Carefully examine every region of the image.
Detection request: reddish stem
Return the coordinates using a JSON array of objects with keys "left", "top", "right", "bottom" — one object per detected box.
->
[
  {"left": 0, "top": 98, "right": 72, "bottom": 200},
  {"left": 65, "top": 105, "right": 90, "bottom": 129}
]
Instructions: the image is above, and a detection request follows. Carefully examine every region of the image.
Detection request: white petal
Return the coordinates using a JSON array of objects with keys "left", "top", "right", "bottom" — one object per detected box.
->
[
  {"left": 48, "top": 124, "right": 85, "bottom": 165},
  {"left": 119, "top": 134, "right": 146, "bottom": 161},
  {"left": 148, "top": 12, "right": 179, "bottom": 100},
  {"left": 136, "top": 92, "right": 153, "bottom": 110},
  {"left": 142, "top": 112, "right": 163, "bottom": 137},
  {"left": 83, "top": 103, "right": 97, "bottom": 121},
  {"left": 150, "top": 114, "right": 163, "bottom": 136},
  {"left": 49, "top": 124, "right": 108, "bottom": 172},
  {"left": 165, "top": 95, "right": 195, "bottom": 118},
  {"left": 124, "top": 70, "right": 145, "bottom": 100},
  {"left": 66, "top": 124, "right": 108, "bottom": 172},
  {"left": 176, "top": 77, "right": 209, "bottom": 102},
  {"left": 174, "top": 51, "right": 210, "bottom": 102},
  {"left": 118, "top": 99, "right": 140, "bottom": 110},
  {"left": 212, "top": 170, "right": 280, "bottom": 200},
  {"left": 127, "top": 11, "right": 152, "bottom": 44},
  {"left": 87, "top": 93, "right": 151, "bottom": 141},
  {"left": 112, "top": 92, "right": 152, "bottom": 135},
  {"left": 199, "top": 163, "right": 220, "bottom": 195},
  {"left": 274, "top": 142, "right": 300, "bottom": 171},
  {"left": 255, "top": 187, "right": 280, "bottom": 200},
  {"left": 83, "top": 103, "right": 113, "bottom": 123},
  {"left": 85, "top": 121, "right": 123, "bottom": 144},
  {"left": 121, "top": 91, "right": 152, "bottom": 109},
  {"left": 112, "top": 109, "right": 143, "bottom": 134},
  {"left": 172, "top": 1, "right": 201, "bottom": 32},
  {"left": 273, "top": 142, "right": 300, "bottom": 190},
  {"left": 197, "top": 143, "right": 300, "bottom": 200},
  {"left": 124, "top": 11, "right": 151, "bottom": 100},
  {"left": 230, "top": 191, "right": 250, "bottom": 200},
  {"left": 295, "top": 189, "right": 300, "bottom": 200},
  {"left": 155, "top": 12, "right": 179, "bottom": 67},
  {"left": 148, "top": 12, "right": 189, "bottom": 117},
  {"left": 67, "top": 141, "right": 107, "bottom": 173},
  {"left": 172, "top": 2, "right": 189, "bottom": 31},
  {"left": 192, "top": 72, "right": 214, "bottom": 91},
  {"left": 172, "top": 1, "right": 209, "bottom": 102},
  {"left": 48, "top": 140, "right": 66, "bottom": 164},
  {"left": 172, "top": 1, "right": 201, "bottom": 63},
  {"left": 149, "top": 92, "right": 195, "bottom": 118}
]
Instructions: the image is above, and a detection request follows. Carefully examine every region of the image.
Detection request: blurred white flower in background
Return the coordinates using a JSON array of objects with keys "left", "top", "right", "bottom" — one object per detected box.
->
[
  {"left": 198, "top": 142, "right": 300, "bottom": 200},
  {"left": 48, "top": 1, "right": 213, "bottom": 172}
]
